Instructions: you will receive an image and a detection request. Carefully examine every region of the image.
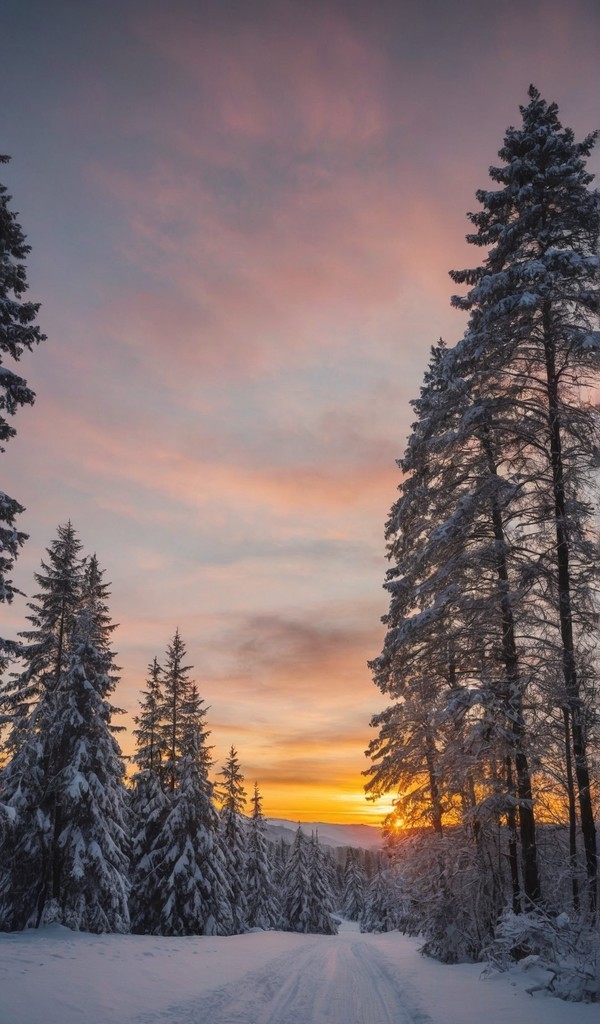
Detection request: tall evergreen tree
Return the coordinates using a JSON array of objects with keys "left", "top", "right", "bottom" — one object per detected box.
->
[
  {"left": 0, "top": 523, "right": 85, "bottom": 929},
  {"left": 160, "top": 628, "right": 193, "bottom": 791},
  {"left": 40, "top": 596, "right": 130, "bottom": 931},
  {"left": 282, "top": 826, "right": 312, "bottom": 933},
  {"left": 0, "top": 532, "right": 129, "bottom": 931},
  {"left": 281, "top": 827, "right": 337, "bottom": 934},
  {"left": 2, "top": 522, "right": 83, "bottom": 747},
  {"left": 307, "top": 833, "right": 338, "bottom": 935},
  {"left": 246, "top": 783, "right": 280, "bottom": 930},
  {"left": 151, "top": 723, "right": 233, "bottom": 936},
  {"left": 129, "top": 768, "right": 170, "bottom": 934},
  {"left": 450, "top": 86, "right": 599, "bottom": 909},
  {"left": 217, "top": 745, "right": 248, "bottom": 933},
  {"left": 133, "top": 657, "right": 166, "bottom": 775},
  {"left": 360, "top": 863, "right": 398, "bottom": 934},
  {"left": 342, "top": 847, "right": 366, "bottom": 921},
  {"left": 0, "top": 156, "right": 45, "bottom": 617}
]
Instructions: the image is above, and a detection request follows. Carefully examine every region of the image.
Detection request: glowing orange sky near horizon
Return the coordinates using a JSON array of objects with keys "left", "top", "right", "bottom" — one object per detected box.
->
[{"left": 2, "top": 0, "right": 599, "bottom": 824}]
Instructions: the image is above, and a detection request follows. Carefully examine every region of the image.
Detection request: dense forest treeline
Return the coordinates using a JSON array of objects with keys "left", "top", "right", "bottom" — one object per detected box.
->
[{"left": 0, "top": 520, "right": 389, "bottom": 936}]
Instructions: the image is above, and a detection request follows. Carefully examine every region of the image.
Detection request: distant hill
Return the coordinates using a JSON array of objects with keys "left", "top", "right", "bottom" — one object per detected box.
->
[{"left": 266, "top": 818, "right": 383, "bottom": 852}]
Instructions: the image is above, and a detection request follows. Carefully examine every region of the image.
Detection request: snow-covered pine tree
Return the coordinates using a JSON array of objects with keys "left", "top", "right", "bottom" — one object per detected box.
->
[
  {"left": 0, "top": 532, "right": 130, "bottom": 932},
  {"left": 41, "top": 587, "right": 130, "bottom": 932},
  {"left": 132, "top": 657, "right": 166, "bottom": 776},
  {"left": 450, "top": 86, "right": 599, "bottom": 910},
  {"left": 273, "top": 835, "right": 289, "bottom": 888},
  {"left": 1, "top": 522, "right": 83, "bottom": 753},
  {"left": 341, "top": 847, "right": 366, "bottom": 921},
  {"left": 245, "top": 783, "right": 280, "bottom": 930},
  {"left": 160, "top": 628, "right": 193, "bottom": 792},
  {"left": 360, "top": 862, "right": 398, "bottom": 934},
  {"left": 307, "top": 833, "right": 338, "bottom": 935},
  {"left": 217, "top": 745, "right": 248, "bottom": 933},
  {"left": 0, "top": 523, "right": 84, "bottom": 928},
  {"left": 129, "top": 656, "right": 170, "bottom": 932},
  {"left": 0, "top": 156, "right": 45, "bottom": 618},
  {"left": 129, "top": 768, "right": 171, "bottom": 933},
  {"left": 282, "top": 826, "right": 312, "bottom": 933},
  {"left": 370, "top": 333, "right": 546, "bottom": 909},
  {"left": 150, "top": 686, "right": 233, "bottom": 936}
]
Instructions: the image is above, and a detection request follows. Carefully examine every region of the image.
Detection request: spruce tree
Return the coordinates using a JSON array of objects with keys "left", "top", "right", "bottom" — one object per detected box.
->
[
  {"left": 161, "top": 628, "right": 193, "bottom": 791},
  {"left": 0, "top": 524, "right": 84, "bottom": 928},
  {"left": 0, "top": 156, "right": 45, "bottom": 616},
  {"left": 450, "top": 86, "right": 599, "bottom": 909},
  {"left": 42, "top": 597, "right": 130, "bottom": 931},
  {"left": 360, "top": 864, "right": 398, "bottom": 934},
  {"left": 0, "top": 531, "right": 130, "bottom": 931},
  {"left": 246, "top": 783, "right": 280, "bottom": 930},
  {"left": 2, "top": 521, "right": 83, "bottom": 747},
  {"left": 217, "top": 745, "right": 248, "bottom": 932},
  {"left": 129, "top": 656, "right": 169, "bottom": 932},
  {"left": 151, "top": 722, "right": 233, "bottom": 936},
  {"left": 307, "top": 833, "right": 338, "bottom": 935},
  {"left": 282, "top": 827, "right": 312, "bottom": 932},
  {"left": 133, "top": 657, "right": 166, "bottom": 775},
  {"left": 342, "top": 847, "right": 366, "bottom": 921},
  {"left": 129, "top": 768, "right": 170, "bottom": 933}
]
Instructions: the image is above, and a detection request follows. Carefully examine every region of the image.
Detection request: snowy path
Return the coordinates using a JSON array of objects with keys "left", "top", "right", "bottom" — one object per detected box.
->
[
  {"left": 138, "top": 927, "right": 433, "bottom": 1024},
  {"left": 1, "top": 921, "right": 597, "bottom": 1024}
]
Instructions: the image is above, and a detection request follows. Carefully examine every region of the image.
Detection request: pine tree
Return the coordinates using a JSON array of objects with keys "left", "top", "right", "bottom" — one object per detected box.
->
[
  {"left": 450, "top": 86, "right": 599, "bottom": 910},
  {"left": 281, "top": 827, "right": 337, "bottom": 934},
  {"left": 133, "top": 657, "right": 166, "bottom": 775},
  {"left": 161, "top": 628, "right": 193, "bottom": 792},
  {"left": 360, "top": 863, "right": 398, "bottom": 934},
  {"left": 307, "top": 833, "right": 338, "bottom": 935},
  {"left": 129, "top": 768, "right": 170, "bottom": 933},
  {"left": 151, "top": 724, "right": 233, "bottom": 936},
  {"left": 0, "top": 533, "right": 130, "bottom": 931},
  {"left": 342, "top": 847, "right": 366, "bottom": 921},
  {"left": 0, "top": 523, "right": 84, "bottom": 928},
  {"left": 129, "top": 655, "right": 169, "bottom": 932},
  {"left": 273, "top": 836, "right": 289, "bottom": 888},
  {"left": 42, "top": 598, "right": 130, "bottom": 931},
  {"left": 246, "top": 783, "right": 280, "bottom": 930},
  {"left": 282, "top": 826, "right": 312, "bottom": 932},
  {"left": 0, "top": 156, "right": 45, "bottom": 616},
  {"left": 368, "top": 337, "right": 543, "bottom": 903},
  {"left": 217, "top": 745, "right": 248, "bottom": 932},
  {"left": 2, "top": 522, "right": 83, "bottom": 748}
]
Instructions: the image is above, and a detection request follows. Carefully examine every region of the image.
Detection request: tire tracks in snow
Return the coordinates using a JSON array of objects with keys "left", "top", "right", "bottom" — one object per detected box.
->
[{"left": 131, "top": 931, "right": 435, "bottom": 1024}]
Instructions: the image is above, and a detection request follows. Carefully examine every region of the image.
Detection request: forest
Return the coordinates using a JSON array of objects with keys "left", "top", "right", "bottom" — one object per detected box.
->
[{"left": 1, "top": 87, "right": 599, "bottom": 999}]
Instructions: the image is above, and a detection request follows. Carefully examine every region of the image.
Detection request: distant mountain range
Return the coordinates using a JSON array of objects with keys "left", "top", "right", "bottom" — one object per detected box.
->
[{"left": 266, "top": 818, "right": 383, "bottom": 851}]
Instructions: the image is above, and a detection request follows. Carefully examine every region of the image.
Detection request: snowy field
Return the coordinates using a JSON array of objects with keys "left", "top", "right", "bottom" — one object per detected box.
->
[{"left": 0, "top": 920, "right": 596, "bottom": 1024}]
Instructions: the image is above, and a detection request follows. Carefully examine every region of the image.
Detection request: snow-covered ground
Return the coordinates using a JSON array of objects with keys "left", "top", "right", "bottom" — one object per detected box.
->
[{"left": 0, "top": 920, "right": 595, "bottom": 1024}]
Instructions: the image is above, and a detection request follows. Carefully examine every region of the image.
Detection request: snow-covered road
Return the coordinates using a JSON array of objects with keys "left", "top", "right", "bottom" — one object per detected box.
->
[
  {"left": 148, "top": 927, "right": 433, "bottom": 1024},
  {"left": 1, "top": 920, "right": 596, "bottom": 1024}
]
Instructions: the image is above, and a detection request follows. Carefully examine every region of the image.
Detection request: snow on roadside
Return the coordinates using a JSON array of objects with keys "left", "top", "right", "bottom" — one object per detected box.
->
[{"left": 0, "top": 922, "right": 596, "bottom": 1024}]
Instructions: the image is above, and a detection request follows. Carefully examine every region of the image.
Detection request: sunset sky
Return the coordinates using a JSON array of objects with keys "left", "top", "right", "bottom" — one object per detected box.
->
[{"left": 2, "top": 0, "right": 599, "bottom": 823}]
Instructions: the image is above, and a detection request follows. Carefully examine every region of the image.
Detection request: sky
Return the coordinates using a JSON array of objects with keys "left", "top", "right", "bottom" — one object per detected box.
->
[{"left": 1, "top": 0, "right": 599, "bottom": 823}]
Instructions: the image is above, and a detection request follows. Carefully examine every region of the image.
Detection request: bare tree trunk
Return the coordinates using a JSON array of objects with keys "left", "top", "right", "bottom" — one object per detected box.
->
[
  {"left": 481, "top": 426, "right": 542, "bottom": 904},
  {"left": 542, "top": 304, "right": 597, "bottom": 914}
]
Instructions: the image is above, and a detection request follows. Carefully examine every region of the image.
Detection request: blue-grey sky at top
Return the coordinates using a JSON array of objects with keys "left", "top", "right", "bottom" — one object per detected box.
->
[{"left": 1, "top": 0, "right": 599, "bottom": 819}]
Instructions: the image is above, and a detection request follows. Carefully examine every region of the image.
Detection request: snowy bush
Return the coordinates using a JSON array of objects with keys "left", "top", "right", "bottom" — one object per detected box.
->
[{"left": 484, "top": 908, "right": 600, "bottom": 1003}]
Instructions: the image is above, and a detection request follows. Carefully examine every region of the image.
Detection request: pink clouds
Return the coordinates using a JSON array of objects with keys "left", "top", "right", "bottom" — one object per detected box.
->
[
  {"left": 135, "top": 3, "right": 392, "bottom": 150},
  {"left": 3, "top": 0, "right": 600, "bottom": 822}
]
